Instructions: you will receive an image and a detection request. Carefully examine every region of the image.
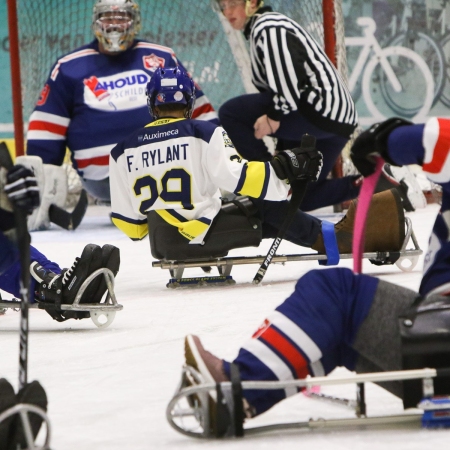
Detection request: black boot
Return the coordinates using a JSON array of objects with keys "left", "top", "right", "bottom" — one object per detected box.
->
[
  {"left": 30, "top": 244, "right": 103, "bottom": 321},
  {"left": 7, "top": 381, "right": 48, "bottom": 450},
  {"left": 0, "top": 378, "right": 17, "bottom": 450},
  {"left": 81, "top": 244, "right": 120, "bottom": 304}
]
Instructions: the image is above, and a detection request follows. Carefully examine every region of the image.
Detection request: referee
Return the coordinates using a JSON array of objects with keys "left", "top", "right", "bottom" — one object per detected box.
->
[{"left": 216, "top": 0, "right": 360, "bottom": 211}]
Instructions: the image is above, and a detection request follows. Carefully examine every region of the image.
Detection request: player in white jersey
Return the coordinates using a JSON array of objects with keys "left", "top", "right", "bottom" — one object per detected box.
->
[{"left": 110, "top": 66, "right": 405, "bottom": 260}]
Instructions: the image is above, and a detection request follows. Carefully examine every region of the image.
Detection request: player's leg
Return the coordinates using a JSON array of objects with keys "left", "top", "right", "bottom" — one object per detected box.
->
[
  {"left": 252, "top": 188, "right": 405, "bottom": 253},
  {"left": 251, "top": 197, "right": 322, "bottom": 248},
  {"left": 0, "top": 243, "right": 120, "bottom": 321},
  {"left": 0, "top": 245, "right": 60, "bottom": 302},
  {"left": 185, "top": 268, "right": 420, "bottom": 421},
  {"left": 218, "top": 92, "right": 274, "bottom": 161},
  {"left": 185, "top": 268, "right": 380, "bottom": 418}
]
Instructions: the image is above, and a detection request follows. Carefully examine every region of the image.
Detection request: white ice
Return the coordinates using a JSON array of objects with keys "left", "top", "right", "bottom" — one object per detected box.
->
[{"left": 2, "top": 203, "right": 450, "bottom": 449}]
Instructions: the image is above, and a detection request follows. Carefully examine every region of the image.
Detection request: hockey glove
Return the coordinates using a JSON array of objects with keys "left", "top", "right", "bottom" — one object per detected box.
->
[
  {"left": 5, "top": 164, "right": 40, "bottom": 214},
  {"left": 350, "top": 118, "right": 412, "bottom": 176},
  {"left": 271, "top": 148, "right": 323, "bottom": 183}
]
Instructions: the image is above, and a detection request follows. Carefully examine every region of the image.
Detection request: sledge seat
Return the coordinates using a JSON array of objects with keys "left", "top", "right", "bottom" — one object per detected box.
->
[
  {"left": 399, "top": 295, "right": 450, "bottom": 408},
  {"left": 148, "top": 198, "right": 262, "bottom": 261}
]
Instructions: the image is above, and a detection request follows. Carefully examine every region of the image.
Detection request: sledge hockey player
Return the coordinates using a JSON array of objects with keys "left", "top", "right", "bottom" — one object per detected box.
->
[
  {"left": 109, "top": 66, "right": 405, "bottom": 265},
  {"left": 182, "top": 116, "right": 450, "bottom": 437},
  {"left": 215, "top": 0, "right": 425, "bottom": 212},
  {"left": 24, "top": 0, "right": 218, "bottom": 230},
  {"left": 0, "top": 160, "right": 120, "bottom": 322}
]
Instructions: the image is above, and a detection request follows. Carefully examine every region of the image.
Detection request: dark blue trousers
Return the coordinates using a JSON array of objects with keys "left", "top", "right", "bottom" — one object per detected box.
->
[
  {"left": 219, "top": 93, "right": 361, "bottom": 211},
  {"left": 251, "top": 198, "right": 321, "bottom": 248},
  {"left": 0, "top": 243, "right": 61, "bottom": 303},
  {"left": 223, "top": 268, "right": 379, "bottom": 415}
]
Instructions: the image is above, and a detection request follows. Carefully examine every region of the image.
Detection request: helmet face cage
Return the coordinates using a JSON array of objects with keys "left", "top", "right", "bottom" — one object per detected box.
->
[
  {"left": 92, "top": 0, "right": 141, "bottom": 53},
  {"left": 146, "top": 68, "right": 196, "bottom": 120}
]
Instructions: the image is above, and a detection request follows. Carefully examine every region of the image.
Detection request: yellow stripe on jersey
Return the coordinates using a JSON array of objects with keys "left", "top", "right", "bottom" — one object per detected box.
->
[
  {"left": 239, "top": 162, "right": 266, "bottom": 198},
  {"left": 156, "top": 210, "right": 209, "bottom": 241},
  {"left": 111, "top": 217, "right": 148, "bottom": 240},
  {"left": 145, "top": 118, "right": 185, "bottom": 127}
]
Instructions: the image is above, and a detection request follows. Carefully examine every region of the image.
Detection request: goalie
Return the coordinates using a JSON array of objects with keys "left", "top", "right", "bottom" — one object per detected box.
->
[
  {"left": 0, "top": 159, "right": 120, "bottom": 322},
  {"left": 181, "top": 117, "right": 450, "bottom": 436}
]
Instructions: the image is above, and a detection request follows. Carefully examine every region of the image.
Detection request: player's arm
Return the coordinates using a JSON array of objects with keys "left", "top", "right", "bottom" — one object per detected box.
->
[
  {"left": 350, "top": 117, "right": 450, "bottom": 187},
  {"left": 26, "top": 63, "right": 73, "bottom": 166},
  {"left": 205, "top": 128, "right": 320, "bottom": 200},
  {"left": 109, "top": 143, "right": 148, "bottom": 241}
]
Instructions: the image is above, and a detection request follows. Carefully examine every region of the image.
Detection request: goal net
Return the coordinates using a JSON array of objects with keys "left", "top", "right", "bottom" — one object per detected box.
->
[{"left": 12, "top": 0, "right": 350, "bottom": 175}]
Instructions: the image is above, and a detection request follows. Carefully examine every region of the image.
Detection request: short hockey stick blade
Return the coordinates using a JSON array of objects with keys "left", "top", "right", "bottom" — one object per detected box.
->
[{"left": 49, "top": 189, "right": 88, "bottom": 230}]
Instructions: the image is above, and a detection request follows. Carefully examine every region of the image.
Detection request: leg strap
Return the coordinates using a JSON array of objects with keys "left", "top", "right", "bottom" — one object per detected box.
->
[{"left": 318, "top": 220, "right": 340, "bottom": 266}]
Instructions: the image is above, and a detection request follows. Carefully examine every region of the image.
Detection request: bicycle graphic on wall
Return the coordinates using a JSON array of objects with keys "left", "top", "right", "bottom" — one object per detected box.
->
[{"left": 346, "top": 16, "right": 434, "bottom": 125}]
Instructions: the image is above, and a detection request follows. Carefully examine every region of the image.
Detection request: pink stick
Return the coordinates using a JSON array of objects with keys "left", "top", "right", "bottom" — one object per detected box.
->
[{"left": 352, "top": 157, "right": 384, "bottom": 274}]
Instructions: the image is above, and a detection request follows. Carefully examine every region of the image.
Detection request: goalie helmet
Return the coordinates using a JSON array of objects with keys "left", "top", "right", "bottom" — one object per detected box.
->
[
  {"left": 146, "top": 67, "right": 196, "bottom": 120},
  {"left": 92, "top": 0, "right": 141, "bottom": 53}
]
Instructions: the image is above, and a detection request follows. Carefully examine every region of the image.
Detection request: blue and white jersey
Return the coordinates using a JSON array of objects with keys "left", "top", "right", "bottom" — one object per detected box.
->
[
  {"left": 26, "top": 39, "right": 218, "bottom": 181},
  {"left": 109, "top": 118, "right": 290, "bottom": 242}
]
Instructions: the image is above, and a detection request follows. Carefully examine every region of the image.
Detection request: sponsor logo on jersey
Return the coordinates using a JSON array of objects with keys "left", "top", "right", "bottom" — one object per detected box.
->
[
  {"left": 156, "top": 93, "right": 165, "bottom": 103},
  {"left": 83, "top": 76, "right": 110, "bottom": 101},
  {"left": 143, "top": 54, "right": 165, "bottom": 71},
  {"left": 137, "top": 128, "right": 179, "bottom": 142},
  {"left": 37, "top": 84, "right": 50, "bottom": 106},
  {"left": 222, "top": 131, "right": 234, "bottom": 148},
  {"left": 83, "top": 70, "right": 150, "bottom": 111},
  {"left": 252, "top": 318, "right": 271, "bottom": 339}
]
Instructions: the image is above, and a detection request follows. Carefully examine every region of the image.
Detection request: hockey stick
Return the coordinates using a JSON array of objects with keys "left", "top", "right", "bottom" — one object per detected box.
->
[
  {"left": 352, "top": 157, "right": 384, "bottom": 274},
  {"left": 0, "top": 142, "right": 30, "bottom": 389},
  {"left": 49, "top": 188, "right": 88, "bottom": 230},
  {"left": 253, "top": 135, "right": 316, "bottom": 285}
]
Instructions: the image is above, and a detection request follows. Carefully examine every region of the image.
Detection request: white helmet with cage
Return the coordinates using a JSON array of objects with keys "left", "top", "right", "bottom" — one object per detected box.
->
[{"left": 92, "top": 0, "right": 141, "bottom": 53}]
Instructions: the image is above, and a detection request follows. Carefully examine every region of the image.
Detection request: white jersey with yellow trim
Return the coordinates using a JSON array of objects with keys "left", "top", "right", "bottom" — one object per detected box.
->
[{"left": 109, "top": 117, "right": 290, "bottom": 243}]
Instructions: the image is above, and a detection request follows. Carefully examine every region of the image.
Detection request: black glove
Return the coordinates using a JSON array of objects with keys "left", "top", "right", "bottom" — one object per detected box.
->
[
  {"left": 350, "top": 118, "right": 412, "bottom": 176},
  {"left": 5, "top": 165, "right": 40, "bottom": 214},
  {"left": 270, "top": 147, "right": 323, "bottom": 183}
]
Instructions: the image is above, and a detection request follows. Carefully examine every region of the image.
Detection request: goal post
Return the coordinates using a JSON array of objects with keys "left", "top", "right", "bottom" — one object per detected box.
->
[{"left": 8, "top": 0, "right": 349, "bottom": 160}]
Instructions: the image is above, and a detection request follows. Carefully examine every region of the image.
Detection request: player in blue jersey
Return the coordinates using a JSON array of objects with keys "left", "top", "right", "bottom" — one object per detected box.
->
[
  {"left": 0, "top": 161, "right": 120, "bottom": 322},
  {"left": 182, "top": 116, "right": 450, "bottom": 436},
  {"left": 25, "top": 0, "right": 218, "bottom": 230},
  {"left": 109, "top": 66, "right": 405, "bottom": 260}
]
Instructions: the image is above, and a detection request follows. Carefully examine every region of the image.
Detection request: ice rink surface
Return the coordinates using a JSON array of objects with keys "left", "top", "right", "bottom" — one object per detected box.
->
[{"left": 2, "top": 203, "right": 450, "bottom": 449}]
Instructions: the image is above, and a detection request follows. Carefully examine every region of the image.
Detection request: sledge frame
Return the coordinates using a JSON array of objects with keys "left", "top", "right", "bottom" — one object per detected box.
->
[
  {"left": 0, "top": 268, "right": 123, "bottom": 328},
  {"left": 167, "top": 366, "right": 450, "bottom": 439},
  {"left": 0, "top": 403, "right": 51, "bottom": 450},
  {"left": 153, "top": 217, "right": 422, "bottom": 286}
]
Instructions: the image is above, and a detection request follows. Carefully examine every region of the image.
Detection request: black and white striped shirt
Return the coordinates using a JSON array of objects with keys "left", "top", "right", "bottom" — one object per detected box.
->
[{"left": 244, "top": 7, "right": 358, "bottom": 137}]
